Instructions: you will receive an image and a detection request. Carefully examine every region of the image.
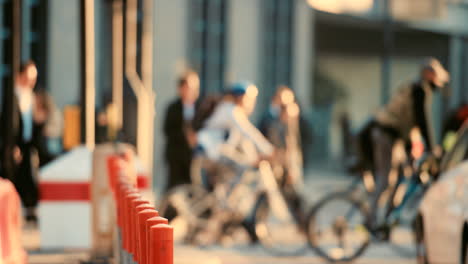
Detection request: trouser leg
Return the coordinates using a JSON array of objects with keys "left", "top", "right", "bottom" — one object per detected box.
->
[{"left": 367, "top": 128, "right": 394, "bottom": 227}]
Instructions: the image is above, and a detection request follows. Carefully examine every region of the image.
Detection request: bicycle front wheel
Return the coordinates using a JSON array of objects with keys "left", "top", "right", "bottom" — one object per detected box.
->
[
  {"left": 254, "top": 193, "right": 308, "bottom": 256},
  {"left": 158, "top": 184, "right": 214, "bottom": 244},
  {"left": 307, "top": 192, "right": 370, "bottom": 263}
]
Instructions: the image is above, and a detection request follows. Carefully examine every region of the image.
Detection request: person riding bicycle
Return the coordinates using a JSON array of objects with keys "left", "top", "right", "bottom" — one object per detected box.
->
[
  {"left": 364, "top": 57, "right": 450, "bottom": 229},
  {"left": 196, "top": 82, "right": 274, "bottom": 174}
]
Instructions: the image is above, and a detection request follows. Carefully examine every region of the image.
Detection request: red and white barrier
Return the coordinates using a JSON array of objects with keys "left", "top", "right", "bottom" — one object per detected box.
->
[
  {"left": 0, "top": 179, "right": 26, "bottom": 264},
  {"left": 35, "top": 144, "right": 170, "bottom": 263},
  {"left": 39, "top": 147, "right": 92, "bottom": 249},
  {"left": 38, "top": 145, "right": 150, "bottom": 250}
]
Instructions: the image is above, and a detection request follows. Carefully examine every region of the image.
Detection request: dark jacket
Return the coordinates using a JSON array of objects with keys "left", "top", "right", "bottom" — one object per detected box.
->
[
  {"left": 163, "top": 99, "right": 194, "bottom": 162},
  {"left": 1, "top": 94, "right": 43, "bottom": 177},
  {"left": 375, "top": 81, "right": 436, "bottom": 150}
]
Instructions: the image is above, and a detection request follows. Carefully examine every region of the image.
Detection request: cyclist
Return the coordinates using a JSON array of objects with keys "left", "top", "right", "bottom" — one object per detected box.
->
[
  {"left": 193, "top": 82, "right": 275, "bottom": 243},
  {"left": 363, "top": 57, "right": 450, "bottom": 229},
  {"left": 196, "top": 82, "right": 274, "bottom": 174}
]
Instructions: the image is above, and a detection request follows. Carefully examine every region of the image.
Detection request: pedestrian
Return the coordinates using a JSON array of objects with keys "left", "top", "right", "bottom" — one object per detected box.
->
[
  {"left": 0, "top": 61, "right": 45, "bottom": 223},
  {"left": 364, "top": 57, "right": 450, "bottom": 229},
  {"left": 259, "top": 86, "right": 304, "bottom": 186},
  {"left": 35, "top": 89, "right": 62, "bottom": 165},
  {"left": 163, "top": 71, "right": 200, "bottom": 191},
  {"left": 259, "top": 86, "right": 305, "bottom": 225}
]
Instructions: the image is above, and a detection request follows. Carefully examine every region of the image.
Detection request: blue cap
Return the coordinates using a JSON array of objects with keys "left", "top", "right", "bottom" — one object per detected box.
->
[{"left": 228, "top": 82, "right": 254, "bottom": 96}]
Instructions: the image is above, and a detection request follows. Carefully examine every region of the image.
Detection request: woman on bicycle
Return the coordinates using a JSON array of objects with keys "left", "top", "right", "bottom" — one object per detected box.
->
[{"left": 196, "top": 82, "right": 275, "bottom": 169}]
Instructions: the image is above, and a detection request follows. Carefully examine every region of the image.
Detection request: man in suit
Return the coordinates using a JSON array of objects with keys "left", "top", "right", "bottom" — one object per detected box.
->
[
  {"left": 163, "top": 71, "right": 200, "bottom": 191},
  {"left": 0, "top": 61, "right": 45, "bottom": 223}
]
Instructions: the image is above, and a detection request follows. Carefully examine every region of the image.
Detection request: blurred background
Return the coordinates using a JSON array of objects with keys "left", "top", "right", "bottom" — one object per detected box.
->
[
  {"left": 1, "top": 0, "right": 468, "bottom": 186},
  {"left": 1, "top": 0, "right": 468, "bottom": 263}
]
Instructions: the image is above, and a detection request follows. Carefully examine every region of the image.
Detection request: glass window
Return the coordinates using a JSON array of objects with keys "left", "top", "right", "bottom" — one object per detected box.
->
[
  {"left": 262, "top": 0, "right": 294, "bottom": 99},
  {"left": 189, "top": 0, "right": 227, "bottom": 95}
]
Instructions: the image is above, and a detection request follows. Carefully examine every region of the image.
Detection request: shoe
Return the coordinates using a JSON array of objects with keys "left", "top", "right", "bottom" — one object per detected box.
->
[
  {"left": 241, "top": 220, "right": 258, "bottom": 243},
  {"left": 26, "top": 213, "right": 37, "bottom": 224},
  {"left": 25, "top": 207, "right": 38, "bottom": 225},
  {"left": 364, "top": 221, "right": 375, "bottom": 233}
]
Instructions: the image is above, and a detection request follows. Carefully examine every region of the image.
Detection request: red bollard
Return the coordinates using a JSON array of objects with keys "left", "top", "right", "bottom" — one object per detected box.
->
[
  {"left": 116, "top": 181, "right": 131, "bottom": 220},
  {"left": 136, "top": 209, "right": 159, "bottom": 264},
  {"left": 129, "top": 199, "right": 149, "bottom": 258},
  {"left": 0, "top": 179, "right": 26, "bottom": 264},
  {"left": 145, "top": 216, "right": 168, "bottom": 264},
  {"left": 132, "top": 204, "right": 154, "bottom": 262},
  {"left": 123, "top": 193, "right": 140, "bottom": 252},
  {"left": 121, "top": 190, "right": 133, "bottom": 243},
  {"left": 149, "top": 224, "right": 173, "bottom": 264},
  {"left": 116, "top": 181, "right": 131, "bottom": 229},
  {"left": 106, "top": 155, "right": 121, "bottom": 195}
]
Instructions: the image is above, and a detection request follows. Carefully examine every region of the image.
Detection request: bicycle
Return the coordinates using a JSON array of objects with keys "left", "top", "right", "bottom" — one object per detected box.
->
[
  {"left": 159, "top": 148, "right": 309, "bottom": 256},
  {"left": 306, "top": 146, "right": 440, "bottom": 263}
]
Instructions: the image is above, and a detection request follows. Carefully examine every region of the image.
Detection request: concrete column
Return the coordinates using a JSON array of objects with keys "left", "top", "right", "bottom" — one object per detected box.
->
[
  {"left": 449, "top": 35, "right": 463, "bottom": 108},
  {"left": 94, "top": 0, "right": 113, "bottom": 110},
  {"left": 292, "top": 0, "right": 315, "bottom": 168},
  {"left": 152, "top": 0, "right": 189, "bottom": 192},
  {"left": 48, "top": 0, "right": 81, "bottom": 110},
  {"left": 226, "top": 0, "right": 262, "bottom": 92},
  {"left": 464, "top": 41, "right": 468, "bottom": 100},
  {"left": 21, "top": 0, "right": 31, "bottom": 61},
  {"left": 292, "top": 0, "right": 314, "bottom": 110}
]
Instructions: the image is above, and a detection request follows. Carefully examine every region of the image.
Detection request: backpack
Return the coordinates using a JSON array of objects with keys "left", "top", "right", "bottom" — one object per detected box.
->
[{"left": 192, "top": 95, "right": 222, "bottom": 131}]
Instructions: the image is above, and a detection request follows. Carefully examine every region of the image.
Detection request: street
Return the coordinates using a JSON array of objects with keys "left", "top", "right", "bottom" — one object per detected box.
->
[{"left": 26, "top": 168, "right": 418, "bottom": 264}]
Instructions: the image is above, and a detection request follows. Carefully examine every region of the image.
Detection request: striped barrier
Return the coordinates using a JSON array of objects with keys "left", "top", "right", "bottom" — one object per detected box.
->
[
  {"left": 38, "top": 145, "right": 149, "bottom": 251},
  {"left": 107, "top": 154, "right": 173, "bottom": 264}
]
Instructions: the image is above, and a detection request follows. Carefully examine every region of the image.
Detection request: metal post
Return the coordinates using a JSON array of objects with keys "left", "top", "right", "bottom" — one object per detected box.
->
[
  {"left": 141, "top": 0, "right": 155, "bottom": 178},
  {"left": 125, "top": 0, "right": 155, "bottom": 176},
  {"left": 112, "top": 0, "right": 124, "bottom": 131},
  {"left": 81, "top": 0, "right": 96, "bottom": 150},
  {"left": 21, "top": 0, "right": 31, "bottom": 61},
  {"left": 13, "top": 0, "right": 21, "bottom": 77},
  {"left": 381, "top": 0, "right": 393, "bottom": 105}
]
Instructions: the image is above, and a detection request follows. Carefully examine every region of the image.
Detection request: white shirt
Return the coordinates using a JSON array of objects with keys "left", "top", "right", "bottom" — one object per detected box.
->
[
  {"left": 197, "top": 101, "right": 274, "bottom": 160},
  {"left": 15, "top": 86, "right": 34, "bottom": 142},
  {"left": 183, "top": 103, "right": 195, "bottom": 121}
]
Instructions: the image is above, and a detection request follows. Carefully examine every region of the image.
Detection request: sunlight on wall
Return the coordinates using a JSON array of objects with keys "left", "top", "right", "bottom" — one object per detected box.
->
[{"left": 306, "top": 0, "right": 373, "bottom": 14}]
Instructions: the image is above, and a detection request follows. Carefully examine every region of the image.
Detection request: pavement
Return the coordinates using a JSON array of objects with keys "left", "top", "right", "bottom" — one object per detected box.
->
[
  {"left": 24, "top": 166, "right": 418, "bottom": 264},
  {"left": 169, "top": 167, "right": 417, "bottom": 264}
]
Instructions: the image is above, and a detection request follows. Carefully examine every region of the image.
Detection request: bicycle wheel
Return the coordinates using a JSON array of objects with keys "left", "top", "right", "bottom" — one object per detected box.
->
[
  {"left": 254, "top": 192, "right": 308, "bottom": 256},
  {"left": 307, "top": 191, "right": 370, "bottom": 263},
  {"left": 158, "top": 184, "right": 214, "bottom": 243}
]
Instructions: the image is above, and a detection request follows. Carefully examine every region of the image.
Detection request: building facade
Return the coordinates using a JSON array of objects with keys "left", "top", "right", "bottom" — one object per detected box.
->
[{"left": 9, "top": 0, "right": 468, "bottom": 188}]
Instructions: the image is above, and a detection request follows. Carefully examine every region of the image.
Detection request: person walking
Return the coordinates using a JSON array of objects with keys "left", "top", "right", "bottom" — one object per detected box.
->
[
  {"left": 0, "top": 61, "right": 45, "bottom": 223},
  {"left": 163, "top": 71, "right": 200, "bottom": 191}
]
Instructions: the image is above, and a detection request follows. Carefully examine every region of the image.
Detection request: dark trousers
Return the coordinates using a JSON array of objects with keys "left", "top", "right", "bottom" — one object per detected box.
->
[
  {"left": 166, "top": 156, "right": 192, "bottom": 191},
  {"left": 14, "top": 146, "right": 39, "bottom": 209},
  {"left": 1, "top": 145, "right": 40, "bottom": 209},
  {"left": 368, "top": 126, "right": 396, "bottom": 227}
]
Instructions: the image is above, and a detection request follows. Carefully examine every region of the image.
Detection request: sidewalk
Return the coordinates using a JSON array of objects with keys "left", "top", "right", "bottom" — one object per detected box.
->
[
  {"left": 302, "top": 166, "right": 354, "bottom": 203},
  {"left": 25, "top": 166, "right": 417, "bottom": 264}
]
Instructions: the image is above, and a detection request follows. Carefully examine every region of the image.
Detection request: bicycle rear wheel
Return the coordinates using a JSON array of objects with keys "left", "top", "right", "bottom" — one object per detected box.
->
[
  {"left": 254, "top": 193, "right": 308, "bottom": 256},
  {"left": 307, "top": 191, "right": 370, "bottom": 263}
]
